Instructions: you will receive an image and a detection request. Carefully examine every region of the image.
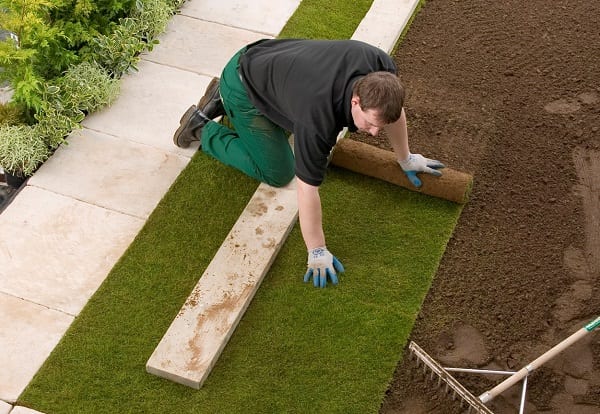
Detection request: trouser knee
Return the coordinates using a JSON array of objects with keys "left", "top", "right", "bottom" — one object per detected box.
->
[{"left": 263, "top": 168, "right": 295, "bottom": 188}]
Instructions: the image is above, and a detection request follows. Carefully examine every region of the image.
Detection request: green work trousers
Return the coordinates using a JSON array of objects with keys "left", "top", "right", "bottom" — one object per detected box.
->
[{"left": 201, "top": 48, "right": 295, "bottom": 188}]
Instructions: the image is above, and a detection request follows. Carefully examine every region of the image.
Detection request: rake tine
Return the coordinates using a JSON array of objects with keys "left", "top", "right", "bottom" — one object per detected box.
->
[
  {"left": 408, "top": 341, "right": 494, "bottom": 414},
  {"left": 518, "top": 376, "right": 528, "bottom": 414}
]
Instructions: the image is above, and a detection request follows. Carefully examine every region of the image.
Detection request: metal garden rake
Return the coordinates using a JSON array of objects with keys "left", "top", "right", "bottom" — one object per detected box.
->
[{"left": 409, "top": 316, "right": 600, "bottom": 414}]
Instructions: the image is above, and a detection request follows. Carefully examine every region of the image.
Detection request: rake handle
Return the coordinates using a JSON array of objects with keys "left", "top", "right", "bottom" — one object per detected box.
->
[{"left": 479, "top": 316, "right": 600, "bottom": 404}]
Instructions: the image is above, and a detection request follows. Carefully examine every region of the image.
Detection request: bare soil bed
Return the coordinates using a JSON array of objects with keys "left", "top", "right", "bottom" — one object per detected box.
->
[{"left": 351, "top": 1, "right": 599, "bottom": 412}]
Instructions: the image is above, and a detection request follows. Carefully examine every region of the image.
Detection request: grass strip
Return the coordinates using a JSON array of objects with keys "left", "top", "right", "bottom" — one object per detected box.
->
[
  {"left": 279, "top": 0, "right": 373, "bottom": 39},
  {"left": 19, "top": 0, "right": 462, "bottom": 413}
]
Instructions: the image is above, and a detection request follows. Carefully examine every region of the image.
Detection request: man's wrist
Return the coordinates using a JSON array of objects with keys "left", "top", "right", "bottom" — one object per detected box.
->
[{"left": 398, "top": 153, "right": 412, "bottom": 168}]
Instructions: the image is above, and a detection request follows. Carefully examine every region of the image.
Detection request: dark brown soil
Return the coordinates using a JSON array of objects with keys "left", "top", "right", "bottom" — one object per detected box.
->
[{"left": 352, "top": 1, "right": 600, "bottom": 413}]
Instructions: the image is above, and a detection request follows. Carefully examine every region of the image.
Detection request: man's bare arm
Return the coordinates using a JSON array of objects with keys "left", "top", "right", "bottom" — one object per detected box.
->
[
  {"left": 296, "top": 177, "right": 325, "bottom": 250},
  {"left": 384, "top": 108, "right": 410, "bottom": 162}
]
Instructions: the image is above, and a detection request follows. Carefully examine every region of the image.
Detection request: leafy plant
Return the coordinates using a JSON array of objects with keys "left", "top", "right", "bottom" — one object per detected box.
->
[
  {"left": 0, "top": 0, "right": 181, "bottom": 177},
  {"left": 53, "top": 61, "right": 120, "bottom": 115},
  {"left": 0, "top": 101, "right": 26, "bottom": 125},
  {"left": 35, "top": 106, "right": 82, "bottom": 150},
  {"left": 81, "top": 0, "right": 175, "bottom": 78},
  {"left": 133, "top": 0, "right": 173, "bottom": 42},
  {"left": 164, "top": 0, "right": 185, "bottom": 11},
  {"left": 1, "top": 0, "right": 177, "bottom": 116},
  {"left": 0, "top": 0, "right": 74, "bottom": 114},
  {"left": 0, "top": 100, "right": 84, "bottom": 176},
  {"left": 82, "top": 17, "right": 149, "bottom": 78},
  {"left": 48, "top": 0, "right": 136, "bottom": 51},
  {"left": 0, "top": 123, "right": 50, "bottom": 176}
]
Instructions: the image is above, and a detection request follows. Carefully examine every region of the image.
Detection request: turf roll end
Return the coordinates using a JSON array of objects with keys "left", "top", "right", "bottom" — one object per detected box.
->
[{"left": 331, "top": 138, "right": 473, "bottom": 204}]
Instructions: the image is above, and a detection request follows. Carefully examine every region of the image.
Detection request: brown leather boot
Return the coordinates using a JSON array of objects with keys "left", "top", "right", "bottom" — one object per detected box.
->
[
  {"left": 197, "top": 77, "right": 225, "bottom": 120},
  {"left": 173, "top": 78, "right": 225, "bottom": 148},
  {"left": 172, "top": 105, "right": 210, "bottom": 148}
]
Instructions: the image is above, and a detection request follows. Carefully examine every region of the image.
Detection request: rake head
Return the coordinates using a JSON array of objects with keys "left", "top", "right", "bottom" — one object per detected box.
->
[
  {"left": 409, "top": 317, "right": 600, "bottom": 414},
  {"left": 409, "top": 341, "right": 494, "bottom": 414}
]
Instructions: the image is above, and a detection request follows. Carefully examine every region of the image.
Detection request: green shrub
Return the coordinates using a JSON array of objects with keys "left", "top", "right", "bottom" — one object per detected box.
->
[
  {"left": 0, "top": 102, "right": 26, "bottom": 125},
  {"left": 0, "top": 0, "right": 73, "bottom": 113},
  {"left": 82, "top": 0, "right": 173, "bottom": 78},
  {"left": 48, "top": 0, "right": 136, "bottom": 51},
  {"left": 0, "top": 36, "right": 46, "bottom": 115},
  {"left": 0, "top": 103, "right": 82, "bottom": 176},
  {"left": 164, "top": 0, "right": 186, "bottom": 11},
  {"left": 0, "top": 0, "right": 174, "bottom": 114},
  {"left": 53, "top": 61, "right": 120, "bottom": 115},
  {"left": 0, "top": 124, "right": 50, "bottom": 176},
  {"left": 82, "top": 17, "right": 149, "bottom": 78},
  {"left": 35, "top": 106, "right": 82, "bottom": 150},
  {"left": 134, "top": 0, "right": 174, "bottom": 42},
  {"left": 0, "top": 0, "right": 181, "bottom": 176}
]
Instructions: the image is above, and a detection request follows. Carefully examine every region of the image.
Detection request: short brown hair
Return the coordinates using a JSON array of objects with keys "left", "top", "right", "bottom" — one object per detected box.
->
[{"left": 352, "top": 71, "right": 404, "bottom": 124}]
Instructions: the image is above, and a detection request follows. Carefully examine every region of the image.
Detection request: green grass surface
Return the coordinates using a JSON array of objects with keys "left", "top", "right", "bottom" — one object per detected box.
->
[
  {"left": 20, "top": 161, "right": 460, "bottom": 414},
  {"left": 19, "top": 0, "right": 463, "bottom": 413},
  {"left": 279, "top": 0, "right": 373, "bottom": 39}
]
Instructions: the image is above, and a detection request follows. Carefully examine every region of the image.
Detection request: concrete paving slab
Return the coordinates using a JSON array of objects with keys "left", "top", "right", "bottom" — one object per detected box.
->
[
  {"left": 352, "top": 0, "right": 419, "bottom": 52},
  {"left": 29, "top": 129, "right": 188, "bottom": 219},
  {"left": 144, "top": 15, "right": 268, "bottom": 77},
  {"left": 0, "top": 186, "right": 144, "bottom": 315},
  {"left": 82, "top": 60, "right": 205, "bottom": 157},
  {"left": 0, "top": 85, "right": 12, "bottom": 105},
  {"left": 180, "top": 0, "right": 300, "bottom": 36},
  {"left": 147, "top": 180, "right": 298, "bottom": 388},
  {"left": 10, "top": 407, "right": 45, "bottom": 414},
  {"left": 0, "top": 292, "right": 73, "bottom": 403},
  {"left": 0, "top": 400, "right": 11, "bottom": 414}
]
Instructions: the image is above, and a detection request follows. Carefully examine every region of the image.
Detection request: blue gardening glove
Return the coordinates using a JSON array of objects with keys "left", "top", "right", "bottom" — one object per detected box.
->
[
  {"left": 398, "top": 153, "right": 445, "bottom": 188},
  {"left": 304, "top": 246, "right": 345, "bottom": 288}
]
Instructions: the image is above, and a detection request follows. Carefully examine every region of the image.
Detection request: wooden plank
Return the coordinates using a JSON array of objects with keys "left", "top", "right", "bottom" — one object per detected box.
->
[
  {"left": 146, "top": 180, "right": 298, "bottom": 388},
  {"left": 351, "top": 0, "right": 420, "bottom": 52}
]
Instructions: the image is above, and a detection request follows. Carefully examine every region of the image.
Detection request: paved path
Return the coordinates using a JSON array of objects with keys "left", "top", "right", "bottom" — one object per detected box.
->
[{"left": 0, "top": 0, "right": 417, "bottom": 412}]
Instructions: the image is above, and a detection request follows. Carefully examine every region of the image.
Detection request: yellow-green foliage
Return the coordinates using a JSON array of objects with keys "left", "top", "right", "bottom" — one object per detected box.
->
[
  {"left": 0, "top": 0, "right": 59, "bottom": 111},
  {"left": 0, "top": 102, "right": 26, "bottom": 125}
]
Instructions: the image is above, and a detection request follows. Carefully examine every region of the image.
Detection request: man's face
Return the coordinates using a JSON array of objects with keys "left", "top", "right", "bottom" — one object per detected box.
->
[{"left": 351, "top": 96, "right": 386, "bottom": 136}]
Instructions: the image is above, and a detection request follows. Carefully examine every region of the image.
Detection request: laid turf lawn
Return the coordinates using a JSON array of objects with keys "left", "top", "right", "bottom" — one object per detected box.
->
[{"left": 19, "top": 0, "right": 463, "bottom": 413}]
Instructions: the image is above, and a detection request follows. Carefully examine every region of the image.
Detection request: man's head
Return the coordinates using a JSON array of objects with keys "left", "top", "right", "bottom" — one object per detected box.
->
[{"left": 351, "top": 71, "right": 404, "bottom": 136}]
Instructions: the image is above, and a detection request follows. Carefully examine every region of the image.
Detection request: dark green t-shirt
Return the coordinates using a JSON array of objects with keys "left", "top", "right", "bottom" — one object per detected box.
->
[{"left": 239, "top": 39, "right": 397, "bottom": 186}]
